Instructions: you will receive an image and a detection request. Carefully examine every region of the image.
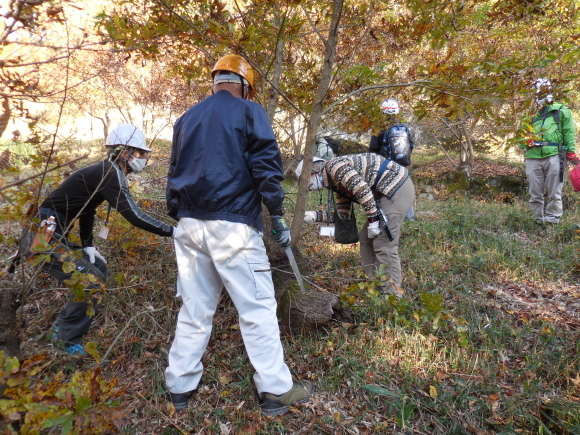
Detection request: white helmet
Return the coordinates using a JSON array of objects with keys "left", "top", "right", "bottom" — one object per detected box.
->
[
  {"left": 534, "top": 78, "right": 554, "bottom": 105},
  {"left": 534, "top": 78, "right": 551, "bottom": 92},
  {"left": 380, "top": 99, "right": 400, "bottom": 115},
  {"left": 294, "top": 156, "right": 326, "bottom": 178},
  {"left": 105, "top": 124, "right": 151, "bottom": 151}
]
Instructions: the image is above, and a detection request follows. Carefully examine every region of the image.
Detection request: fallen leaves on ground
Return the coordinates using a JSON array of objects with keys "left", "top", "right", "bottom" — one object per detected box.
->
[
  {"left": 413, "top": 159, "right": 523, "bottom": 179},
  {"left": 483, "top": 280, "right": 580, "bottom": 330}
]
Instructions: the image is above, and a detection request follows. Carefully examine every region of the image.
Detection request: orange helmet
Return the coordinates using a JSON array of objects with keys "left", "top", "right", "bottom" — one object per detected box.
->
[{"left": 212, "top": 54, "right": 255, "bottom": 99}]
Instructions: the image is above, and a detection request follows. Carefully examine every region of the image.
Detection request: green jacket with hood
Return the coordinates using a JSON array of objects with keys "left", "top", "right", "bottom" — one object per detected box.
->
[{"left": 519, "top": 102, "right": 576, "bottom": 159}]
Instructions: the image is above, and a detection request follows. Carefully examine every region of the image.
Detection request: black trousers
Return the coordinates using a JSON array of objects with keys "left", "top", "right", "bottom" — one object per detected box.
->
[{"left": 19, "top": 226, "right": 107, "bottom": 345}]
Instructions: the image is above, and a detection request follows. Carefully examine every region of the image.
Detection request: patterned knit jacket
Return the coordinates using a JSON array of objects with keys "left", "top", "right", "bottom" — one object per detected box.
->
[{"left": 323, "top": 153, "right": 408, "bottom": 220}]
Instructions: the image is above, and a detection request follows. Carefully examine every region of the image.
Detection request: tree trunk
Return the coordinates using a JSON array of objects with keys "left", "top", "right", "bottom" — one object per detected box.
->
[
  {"left": 284, "top": 290, "right": 352, "bottom": 332},
  {"left": 97, "top": 112, "right": 112, "bottom": 140},
  {"left": 290, "top": 0, "right": 344, "bottom": 246},
  {"left": 458, "top": 122, "right": 474, "bottom": 178},
  {"left": 0, "top": 97, "right": 11, "bottom": 139},
  {"left": 278, "top": 0, "right": 345, "bottom": 326},
  {"left": 262, "top": 205, "right": 285, "bottom": 262},
  {"left": 266, "top": 35, "right": 284, "bottom": 122},
  {"left": 0, "top": 288, "right": 22, "bottom": 359}
]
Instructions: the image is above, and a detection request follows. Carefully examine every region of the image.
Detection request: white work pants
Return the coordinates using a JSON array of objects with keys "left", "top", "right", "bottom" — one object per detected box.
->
[
  {"left": 165, "top": 218, "right": 293, "bottom": 395},
  {"left": 526, "top": 155, "right": 563, "bottom": 223}
]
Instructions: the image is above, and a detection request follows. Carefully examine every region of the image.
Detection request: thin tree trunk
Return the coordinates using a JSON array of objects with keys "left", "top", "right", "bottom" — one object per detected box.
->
[
  {"left": 458, "top": 121, "right": 476, "bottom": 178},
  {"left": 96, "top": 112, "right": 112, "bottom": 140},
  {"left": 0, "top": 289, "right": 21, "bottom": 359},
  {"left": 266, "top": 37, "right": 284, "bottom": 122},
  {"left": 291, "top": 0, "right": 343, "bottom": 245},
  {"left": 0, "top": 97, "right": 11, "bottom": 138}
]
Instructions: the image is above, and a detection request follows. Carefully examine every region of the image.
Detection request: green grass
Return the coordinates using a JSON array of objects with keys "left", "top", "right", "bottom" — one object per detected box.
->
[{"left": 1, "top": 151, "right": 579, "bottom": 434}]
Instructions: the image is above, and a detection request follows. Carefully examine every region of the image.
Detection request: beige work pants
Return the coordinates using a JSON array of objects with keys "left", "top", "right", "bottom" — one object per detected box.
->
[{"left": 359, "top": 177, "right": 415, "bottom": 287}]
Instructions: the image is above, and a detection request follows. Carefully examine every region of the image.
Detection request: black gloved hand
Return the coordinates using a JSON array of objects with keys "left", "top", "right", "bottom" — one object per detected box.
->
[{"left": 271, "top": 215, "right": 291, "bottom": 248}]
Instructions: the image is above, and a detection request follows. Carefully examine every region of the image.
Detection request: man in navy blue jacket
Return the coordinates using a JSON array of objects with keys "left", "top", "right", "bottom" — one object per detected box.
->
[{"left": 165, "top": 54, "right": 314, "bottom": 416}]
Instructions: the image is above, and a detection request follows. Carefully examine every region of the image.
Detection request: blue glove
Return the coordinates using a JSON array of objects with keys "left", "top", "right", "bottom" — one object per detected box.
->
[{"left": 271, "top": 215, "right": 291, "bottom": 248}]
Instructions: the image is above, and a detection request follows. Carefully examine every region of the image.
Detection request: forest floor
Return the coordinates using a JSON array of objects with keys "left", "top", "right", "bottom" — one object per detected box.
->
[{"left": 1, "top": 155, "right": 579, "bottom": 434}]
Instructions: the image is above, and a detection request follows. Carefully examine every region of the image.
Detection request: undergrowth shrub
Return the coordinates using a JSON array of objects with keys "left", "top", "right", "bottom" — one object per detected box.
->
[
  {"left": 0, "top": 351, "right": 126, "bottom": 434},
  {"left": 341, "top": 266, "right": 469, "bottom": 347}
]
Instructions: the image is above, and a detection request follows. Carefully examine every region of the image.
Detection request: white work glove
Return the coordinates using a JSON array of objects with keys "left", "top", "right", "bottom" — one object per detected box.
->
[
  {"left": 84, "top": 246, "right": 107, "bottom": 264},
  {"left": 367, "top": 221, "right": 380, "bottom": 239},
  {"left": 304, "top": 211, "right": 317, "bottom": 224}
]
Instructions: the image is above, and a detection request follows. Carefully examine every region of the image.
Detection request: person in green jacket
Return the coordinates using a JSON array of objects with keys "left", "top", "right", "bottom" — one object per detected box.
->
[{"left": 519, "top": 79, "right": 579, "bottom": 224}]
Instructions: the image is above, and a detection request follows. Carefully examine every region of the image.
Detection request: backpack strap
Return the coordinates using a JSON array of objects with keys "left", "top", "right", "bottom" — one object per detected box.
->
[
  {"left": 382, "top": 129, "right": 389, "bottom": 144},
  {"left": 378, "top": 129, "right": 391, "bottom": 159},
  {"left": 372, "top": 158, "right": 391, "bottom": 193},
  {"left": 532, "top": 106, "right": 564, "bottom": 145},
  {"left": 533, "top": 106, "right": 563, "bottom": 132},
  {"left": 535, "top": 105, "right": 566, "bottom": 182},
  {"left": 553, "top": 108, "right": 562, "bottom": 136}
]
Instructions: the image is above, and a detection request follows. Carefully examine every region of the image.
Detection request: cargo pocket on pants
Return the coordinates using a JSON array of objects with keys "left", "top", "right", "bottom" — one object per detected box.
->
[{"left": 246, "top": 255, "right": 274, "bottom": 299}]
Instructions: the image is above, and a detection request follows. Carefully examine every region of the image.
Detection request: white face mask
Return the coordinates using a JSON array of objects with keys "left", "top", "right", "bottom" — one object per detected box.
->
[
  {"left": 309, "top": 173, "right": 324, "bottom": 191},
  {"left": 536, "top": 94, "right": 553, "bottom": 106},
  {"left": 128, "top": 157, "right": 147, "bottom": 173}
]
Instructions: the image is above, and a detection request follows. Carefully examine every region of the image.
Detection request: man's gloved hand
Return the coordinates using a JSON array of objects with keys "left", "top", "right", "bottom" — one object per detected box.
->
[
  {"left": 368, "top": 221, "right": 380, "bottom": 239},
  {"left": 304, "top": 211, "right": 317, "bottom": 224},
  {"left": 271, "top": 215, "right": 291, "bottom": 248},
  {"left": 566, "top": 153, "right": 580, "bottom": 165},
  {"left": 84, "top": 246, "right": 107, "bottom": 264},
  {"left": 526, "top": 139, "right": 535, "bottom": 147}
]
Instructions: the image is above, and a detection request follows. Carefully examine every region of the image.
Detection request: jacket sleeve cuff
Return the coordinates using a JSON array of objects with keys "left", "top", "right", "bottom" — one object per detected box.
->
[{"left": 269, "top": 208, "right": 284, "bottom": 217}]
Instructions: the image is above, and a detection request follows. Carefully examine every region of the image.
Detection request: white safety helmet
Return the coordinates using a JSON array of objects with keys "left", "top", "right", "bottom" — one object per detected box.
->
[
  {"left": 105, "top": 124, "right": 151, "bottom": 151},
  {"left": 380, "top": 99, "right": 400, "bottom": 115},
  {"left": 295, "top": 156, "right": 326, "bottom": 178},
  {"left": 534, "top": 78, "right": 554, "bottom": 106}
]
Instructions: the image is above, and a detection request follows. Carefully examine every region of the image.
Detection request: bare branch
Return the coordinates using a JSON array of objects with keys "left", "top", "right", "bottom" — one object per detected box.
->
[
  {"left": 322, "top": 81, "right": 483, "bottom": 117},
  {"left": 300, "top": 5, "right": 328, "bottom": 47}
]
